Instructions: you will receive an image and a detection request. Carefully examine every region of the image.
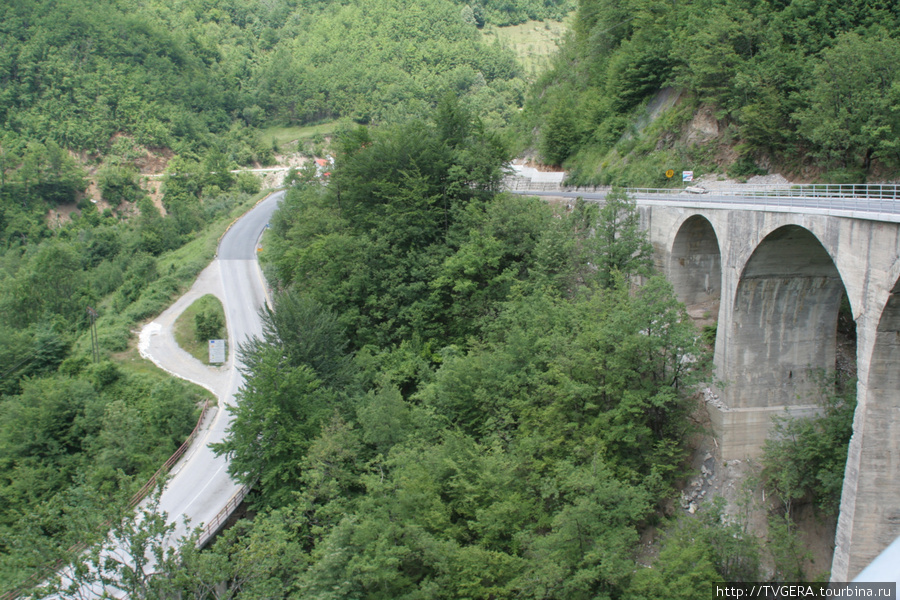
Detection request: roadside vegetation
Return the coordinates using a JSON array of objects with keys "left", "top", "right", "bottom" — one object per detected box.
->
[{"left": 0, "top": 147, "right": 267, "bottom": 590}]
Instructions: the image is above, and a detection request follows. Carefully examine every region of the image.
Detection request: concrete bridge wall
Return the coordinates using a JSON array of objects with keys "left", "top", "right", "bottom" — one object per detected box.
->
[{"left": 637, "top": 202, "right": 900, "bottom": 580}]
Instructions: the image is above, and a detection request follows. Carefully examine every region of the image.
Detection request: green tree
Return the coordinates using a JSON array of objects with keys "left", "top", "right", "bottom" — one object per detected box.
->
[
  {"left": 97, "top": 164, "right": 144, "bottom": 206},
  {"left": 628, "top": 527, "right": 719, "bottom": 600},
  {"left": 761, "top": 373, "right": 856, "bottom": 516},
  {"left": 514, "top": 462, "right": 650, "bottom": 599},
  {"left": 202, "top": 147, "right": 235, "bottom": 192},
  {"left": 1, "top": 240, "right": 89, "bottom": 327},
  {"left": 767, "top": 512, "right": 813, "bottom": 581},
  {"left": 168, "top": 506, "right": 305, "bottom": 599},
  {"left": 574, "top": 188, "right": 653, "bottom": 289},
  {"left": 671, "top": 5, "right": 762, "bottom": 111},
  {"left": 794, "top": 32, "right": 900, "bottom": 170},
  {"left": 0, "top": 377, "right": 96, "bottom": 527},
  {"left": 194, "top": 310, "right": 223, "bottom": 342},
  {"left": 213, "top": 353, "right": 334, "bottom": 508},
  {"left": 540, "top": 100, "right": 582, "bottom": 166},
  {"left": 255, "top": 290, "right": 354, "bottom": 388},
  {"left": 628, "top": 502, "right": 759, "bottom": 597},
  {"left": 44, "top": 494, "right": 194, "bottom": 599},
  {"left": 212, "top": 292, "right": 352, "bottom": 507},
  {"left": 135, "top": 198, "right": 180, "bottom": 255}
]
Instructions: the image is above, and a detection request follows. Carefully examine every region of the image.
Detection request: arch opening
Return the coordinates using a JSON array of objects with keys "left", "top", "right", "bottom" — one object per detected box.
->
[
  {"left": 669, "top": 215, "right": 722, "bottom": 308},
  {"left": 719, "top": 225, "right": 854, "bottom": 459},
  {"left": 669, "top": 215, "right": 722, "bottom": 350}
]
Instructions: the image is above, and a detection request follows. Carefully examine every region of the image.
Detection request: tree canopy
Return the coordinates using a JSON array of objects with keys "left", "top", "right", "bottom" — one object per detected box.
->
[
  {"left": 0, "top": 0, "right": 535, "bottom": 155},
  {"left": 187, "top": 100, "right": 726, "bottom": 598}
]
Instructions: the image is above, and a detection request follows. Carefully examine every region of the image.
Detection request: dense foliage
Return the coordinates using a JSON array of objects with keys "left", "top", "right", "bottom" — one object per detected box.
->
[
  {"left": 45, "top": 101, "right": 777, "bottom": 599},
  {"left": 0, "top": 0, "right": 569, "bottom": 591},
  {"left": 762, "top": 375, "right": 857, "bottom": 517},
  {"left": 0, "top": 0, "right": 544, "bottom": 156},
  {"left": 531, "top": 0, "right": 900, "bottom": 183},
  {"left": 463, "top": 0, "right": 574, "bottom": 27},
  {"left": 149, "top": 101, "right": 734, "bottom": 598},
  {"left": 7, "top": 0, "right": 869, "bottom": 592}
]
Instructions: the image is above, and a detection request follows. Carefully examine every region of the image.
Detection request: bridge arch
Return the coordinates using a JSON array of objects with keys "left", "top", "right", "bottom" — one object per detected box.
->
[
  {"left": 668, "top": 214, "right": 722, "bottom": 308},
  {"left": 725, "top": 224, "right": 851, "bottom": 413}
]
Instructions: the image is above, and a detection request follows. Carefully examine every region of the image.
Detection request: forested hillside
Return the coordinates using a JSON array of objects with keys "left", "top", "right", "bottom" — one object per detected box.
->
[
  {"left": 0, "top": 0, "right": 551, "bottom": 248},
  {"left": 0, "top": 0, "right": 572, "bottom": 591},
  {"left": 1, "top": 0, "right": 866, "bottom": 594},
  {"left": 0, "top": 176, "right": 266, "bottom": 589},
  {"left": 0, "top": 0, "right": 563, "bottom": 156},
  {"left": 532, "top": 0, "right": 900, "bottom": 184},
  {"left": 44, "top": 99, "right": 748, "bottom": 599}
]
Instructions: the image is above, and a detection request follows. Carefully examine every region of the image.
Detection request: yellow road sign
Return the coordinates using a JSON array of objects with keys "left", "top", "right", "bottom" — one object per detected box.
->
[{"left": 665, "top": 169, "right": 674, "bottom": 178}]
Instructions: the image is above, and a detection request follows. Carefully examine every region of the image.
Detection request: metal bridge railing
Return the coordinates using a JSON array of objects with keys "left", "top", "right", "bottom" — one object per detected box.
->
[
  {"left": 628, "top": 183, "right": 900, "bottom": 199},
  {"left": 197, "top": 483, "right": 253, "bottom": 549},
  {"left": 504, "top": 179, "right": 900, "bottom": 217},
  {"left": 627, "top": 187, "right": 900, "bottom": 216}
]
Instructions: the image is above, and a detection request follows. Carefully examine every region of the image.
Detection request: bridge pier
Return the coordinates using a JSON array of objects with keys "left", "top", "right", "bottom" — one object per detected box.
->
[{"left": 833, "top": 285, "right": 900, "bottom": 579}]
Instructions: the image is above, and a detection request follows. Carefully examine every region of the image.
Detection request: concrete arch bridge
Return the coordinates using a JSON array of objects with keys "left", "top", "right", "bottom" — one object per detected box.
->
[{"left": 518, "top": 184, "right": 900, "bottom": 580}]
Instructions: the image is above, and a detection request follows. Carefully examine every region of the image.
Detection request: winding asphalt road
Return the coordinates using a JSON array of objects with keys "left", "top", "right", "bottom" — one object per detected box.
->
[
  {"left": 44, "top": 191, "right": 286, "bottom": 597},
  {"left": 140, "top": 190, "right": 284, "bottom": 543}
]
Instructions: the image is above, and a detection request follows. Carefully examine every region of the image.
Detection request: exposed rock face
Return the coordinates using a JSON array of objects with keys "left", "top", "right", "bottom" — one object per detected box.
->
[{"left": 686, "top": 105, "right": 720, "bottom": 145}]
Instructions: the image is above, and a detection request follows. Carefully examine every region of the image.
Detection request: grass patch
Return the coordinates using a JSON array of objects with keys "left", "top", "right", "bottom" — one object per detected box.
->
[
  {"left": 481, "top": 16, "right": 573, "bottom": 80},
  {"left": 174, "top": 294, "right": 228, "bottom": 364},
  {"left": 260, "top": 121, "right": 343, "bottom": 148}
]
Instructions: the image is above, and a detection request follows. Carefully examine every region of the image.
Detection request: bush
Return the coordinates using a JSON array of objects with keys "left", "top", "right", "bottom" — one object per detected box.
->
[
  {"left": 97, "top": 165, "right": 145, "bottom": 206},
  {"left": 86, "top": 360, "right": 121, "bottom": 387},
  {"left": 761, "top": 372, "right": 856, "bottom": 516},
  {"left": 97, "top": 321, "right": 131, "bottom": 352},
  {"left": 195, "top": 310, "right": 224, "bottom": 341},
  {"left": 235, "top": 172, "right": 261, "bottom": 195},
  {"left": 727, "top": 157, "right": 766, "bottom": 179}
]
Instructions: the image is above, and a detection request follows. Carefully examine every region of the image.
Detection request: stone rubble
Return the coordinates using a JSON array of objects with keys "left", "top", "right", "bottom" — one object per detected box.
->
[
  {"left": 681, "top": 447, "right": 718, "bottom": 513},
  {"left": 702, "top": 387, "right": 726, "bottom": 410}
]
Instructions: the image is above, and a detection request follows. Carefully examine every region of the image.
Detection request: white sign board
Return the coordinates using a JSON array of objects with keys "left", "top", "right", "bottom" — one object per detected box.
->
[
  {"left": 209, "top": 339, "right": 226, "bottom": 363},
  {"left": 682, "top": 171, "right": 694, "bottom": 182}
]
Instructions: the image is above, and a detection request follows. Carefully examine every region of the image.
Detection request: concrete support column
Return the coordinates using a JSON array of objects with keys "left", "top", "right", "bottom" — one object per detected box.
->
[{"left": 833, "top": 291, "right": 900, "bottom": 580}]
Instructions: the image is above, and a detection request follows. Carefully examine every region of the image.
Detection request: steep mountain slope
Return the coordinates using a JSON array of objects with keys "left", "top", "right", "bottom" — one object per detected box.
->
[{"left": 527, "top": 0, "right": 900, "bottom": 184}]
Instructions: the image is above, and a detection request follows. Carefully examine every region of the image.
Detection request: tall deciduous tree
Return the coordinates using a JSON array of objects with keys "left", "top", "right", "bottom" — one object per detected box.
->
[
  {"left": 540, "top": 100, "right": 582, "bottom": 166},
  {"left": 212, "top": 291, "right": 353, "bottom": 507}
]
